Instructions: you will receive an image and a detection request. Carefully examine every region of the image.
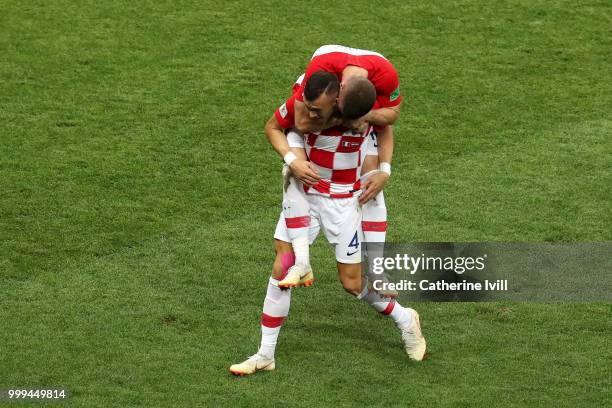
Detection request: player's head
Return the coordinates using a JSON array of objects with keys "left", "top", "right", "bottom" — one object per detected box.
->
[
  {"left": 338, "top": 76, "right": 376, "bottom": 120},
  {"left": 303, "top": 70, "right": 340, "bottom": 120}
]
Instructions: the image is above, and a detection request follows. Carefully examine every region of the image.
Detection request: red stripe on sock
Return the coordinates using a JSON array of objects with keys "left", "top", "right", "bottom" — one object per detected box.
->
[
  {"left": 261, "top": 313, "right": 286, "bottom": 328},
  {"left": 362, "top": 221, "right": 388, "bottom": 232},
  {"left": 285, "top": 216, "right": 310, "bottom": 228},
  {"left": 382, "top": 300, "right": 396, "bottom": 315}
]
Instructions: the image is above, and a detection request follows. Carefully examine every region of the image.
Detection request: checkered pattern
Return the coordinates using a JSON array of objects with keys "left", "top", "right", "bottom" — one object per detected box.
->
[{"left": 303, "top": 126, "right": 373, "bottom": 198}]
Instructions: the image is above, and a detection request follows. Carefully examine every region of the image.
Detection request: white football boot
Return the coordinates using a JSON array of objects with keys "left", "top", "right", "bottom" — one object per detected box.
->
[
  {"left": 278, "top": 264, "right": 314, "bottom": 289},
  {"left": 401, "top": 308, "right": 427, "bottom": 361},
  {"left": 229, "top": 353, "right": 275, "bottom": 376}
]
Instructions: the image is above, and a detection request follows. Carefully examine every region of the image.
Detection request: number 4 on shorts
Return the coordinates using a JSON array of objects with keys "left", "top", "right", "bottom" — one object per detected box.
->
[{"left": 347, "top": 231, "right": 359, "bottom": 256}]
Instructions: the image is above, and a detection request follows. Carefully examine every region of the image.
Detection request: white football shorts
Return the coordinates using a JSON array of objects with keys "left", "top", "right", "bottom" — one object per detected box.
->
[{"left": 274, "top": 193, "right": 363, "bottom": 264}]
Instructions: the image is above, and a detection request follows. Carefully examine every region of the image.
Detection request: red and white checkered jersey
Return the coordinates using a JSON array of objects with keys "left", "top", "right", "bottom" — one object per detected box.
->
[
  {"left": 273, "top": 69, "right": 375, "bottom": 198},
  {"left": 274, "top": 89, "right": 375, "bottom": 198},
  {"left": 294, "top": 45, "right": 402, "bottom": 109},
  {"left": 299, "top": 125, "right": 373, "bottom": 198}
]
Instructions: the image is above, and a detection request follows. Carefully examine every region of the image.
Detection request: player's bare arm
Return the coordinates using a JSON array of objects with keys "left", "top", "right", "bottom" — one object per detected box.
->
[
  {"left": 364, "top": 104, "right": 401, "bottom": 126},
  {"left": 360, "top": 101, "right": 400, "bottom": 204},
  {"left": 360, "top": 126, "right": 393, "bottom": 204},
  {"left": 264, "top": 115, "right": 320, "bottom": 186},
  {"left": 375, "top": 125, "right": 394, "bottom": 165}
]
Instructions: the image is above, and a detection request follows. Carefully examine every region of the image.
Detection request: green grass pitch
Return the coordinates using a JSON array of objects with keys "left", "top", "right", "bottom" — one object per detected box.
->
[{"left": 1, "top": 1, "right": 611, "bottom": 406}]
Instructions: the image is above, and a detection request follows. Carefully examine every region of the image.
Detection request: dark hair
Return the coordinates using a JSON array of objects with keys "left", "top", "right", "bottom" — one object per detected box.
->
[
  {"left": 341, "top": 77, "right": 376, "bottom": 119},
  {"left": 304, "top": 70, "right": 340, "bottom": 102}
]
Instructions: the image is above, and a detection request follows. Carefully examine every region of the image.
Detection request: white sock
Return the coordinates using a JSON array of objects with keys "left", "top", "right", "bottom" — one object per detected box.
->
[
  {"left": 258, "top": 277, "right": 291, "bottom": 359},
  {"left": 291, "top": 235, "right": 310, "bottom": 267},
  {"left": 283, "top": 176, "right": 310, "bottom": 266},
  {"left": 389, "top": 303, "right": 413, "bottom": 330},
  {"left": 362, "top": 190, "right": 388, "bottom": 283},
  {"left": 358, "top": 280, "right": 412, "bottom": 330},
  {"left": 362, "top": 190, "right": 387, "bottom": 244},
  {"left": 259, "top": 326, "right": 280, "bottom": 359}
]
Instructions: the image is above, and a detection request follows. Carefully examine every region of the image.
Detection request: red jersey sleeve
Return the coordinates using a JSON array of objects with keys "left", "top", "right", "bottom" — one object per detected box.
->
[
  {"left": 375, "top": 78, "right": 402, "bottom": 109},
  {"left": 274, "top": 95, "right": 296, "bottom": 129},
  {"left": 372, "top": 64, "right": 401, "bottom": 109}
]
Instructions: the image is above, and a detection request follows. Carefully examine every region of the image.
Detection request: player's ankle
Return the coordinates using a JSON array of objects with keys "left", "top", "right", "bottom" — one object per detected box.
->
[
  {"left": 394, "top": 306, "right": 414, "bottom": 331},
  {"left": 257, "top": 347, "right": 275, "bottom": 360}
]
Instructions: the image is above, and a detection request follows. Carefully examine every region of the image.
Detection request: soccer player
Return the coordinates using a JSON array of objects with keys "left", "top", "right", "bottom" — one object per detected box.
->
[
  {"left": 229, "top": 73, "right": 426, "bottom": 376},
  {"left": 290, "top": 45, "right": 401, "bottom": 199},
  {"left": 275, "top": 45, "right": 402, "bottom": 294}
]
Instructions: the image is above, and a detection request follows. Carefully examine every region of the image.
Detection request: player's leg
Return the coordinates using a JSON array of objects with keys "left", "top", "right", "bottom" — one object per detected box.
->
[
  {"left": 335, "top": 260, "right": 414, "bottom": 333},
  {"left": 229, "top": 239, "right": 293, "bottom": 376},
  {"left": 361, "top": 145, "right": 396, "bottom": 298},
  {"left": 260, "top": 239, "right": 296, "bottom": 357},
  {"left": 280, "top": 162, "right": 313, "bottom": 287},
  {"left": 361, "top": 156, "right": 387, "bottom": 248},
  {"left": 230, "top": 211, "right": 321, "bottom": 375},
  {"left": 335, "top": 261, "right": 427, "bottom": 361},
  {"left": 279, "top": 134, "right": 314, "bottom": 288},
  {"left": 327, "top": 197, "right": 426, "bottom": 361},
  {"left": 360, "top": 132, "right": 386, "bottom": 246}
]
